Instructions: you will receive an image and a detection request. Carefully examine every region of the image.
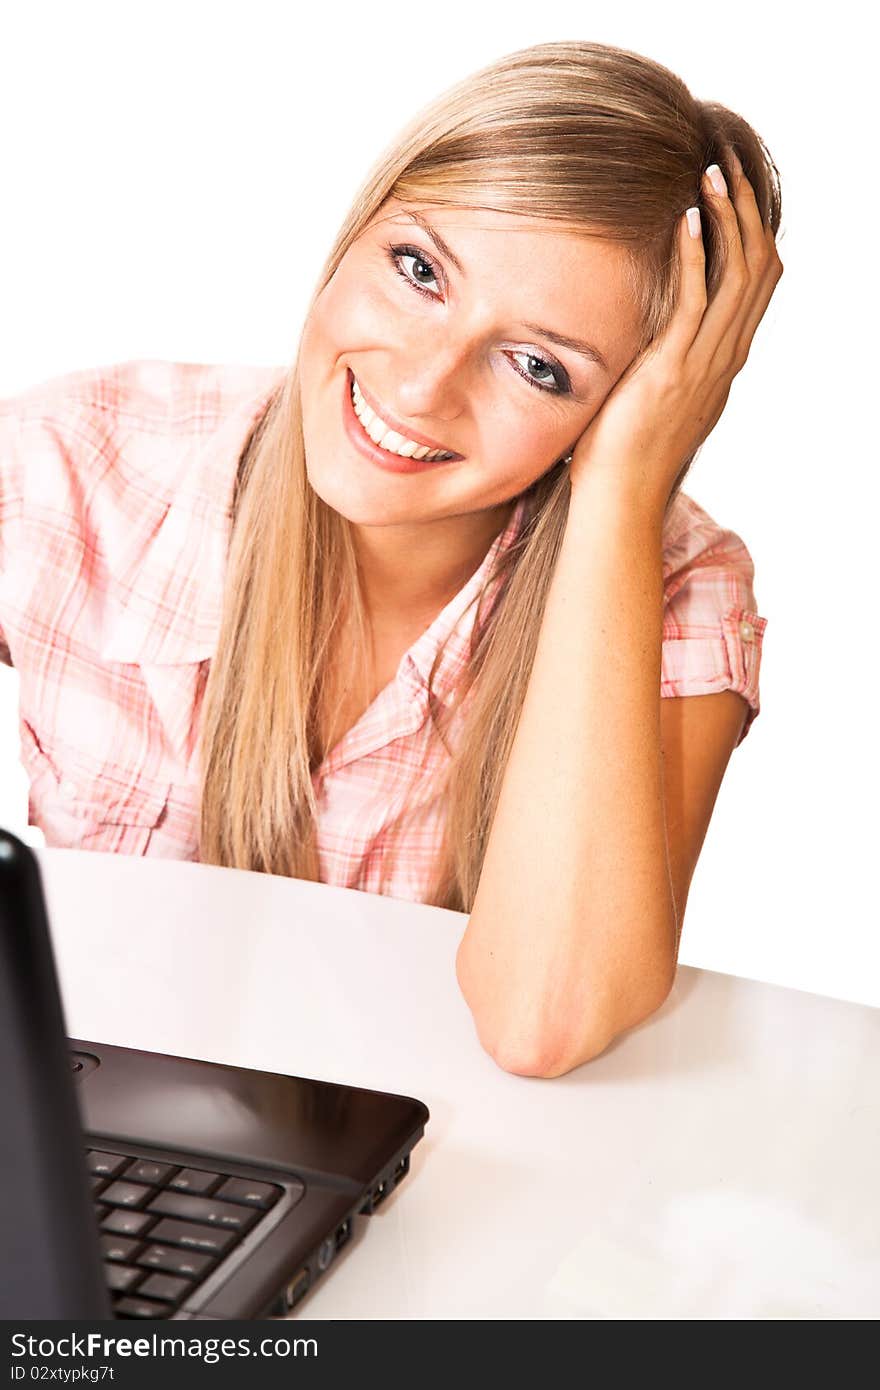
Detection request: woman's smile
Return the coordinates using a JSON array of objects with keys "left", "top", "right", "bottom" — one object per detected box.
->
[
  {"left": 342, "top": 367, "right": 462, "bottom": 475},
  {"left": 350, "top": 369, "right": 461, "bottom": 461}
]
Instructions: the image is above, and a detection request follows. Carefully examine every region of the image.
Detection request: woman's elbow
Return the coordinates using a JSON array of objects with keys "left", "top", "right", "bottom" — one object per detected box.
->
[
  {"left": 486, "top": 1021, "right": 616, "bottom": 1078},
  {"left": 479, "top": 980, "right": 675, "bottom": 1079},
  {"left": 456, "top": 935, "right": 675, "bottom": 1079}
]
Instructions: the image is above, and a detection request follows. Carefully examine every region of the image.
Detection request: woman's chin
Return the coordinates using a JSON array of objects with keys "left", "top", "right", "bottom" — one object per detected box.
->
[{"left": 305, "top": 457, "right": 409, "bottom": 527}]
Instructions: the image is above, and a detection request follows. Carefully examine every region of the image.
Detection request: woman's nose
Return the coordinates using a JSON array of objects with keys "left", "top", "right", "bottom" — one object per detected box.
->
[{"left": 391, "top": 338, "right": 470, "bottom": 422}]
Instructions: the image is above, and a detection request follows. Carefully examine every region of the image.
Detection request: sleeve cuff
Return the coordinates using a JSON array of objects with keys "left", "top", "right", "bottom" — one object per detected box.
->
[{"left": 660, "top": 605, "right": 768, "bottom": 747}]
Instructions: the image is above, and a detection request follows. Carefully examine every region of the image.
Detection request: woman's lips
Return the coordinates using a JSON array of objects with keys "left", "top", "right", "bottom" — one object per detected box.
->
[{"left": 342, "top": 368, "right": 461, "bottom": 475}]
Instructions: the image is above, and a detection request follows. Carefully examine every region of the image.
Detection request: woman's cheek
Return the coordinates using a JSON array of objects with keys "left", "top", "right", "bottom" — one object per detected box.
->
[
  {"left": 320, "top": 263, "right": 396, "bottom": 351},
  {"left": 494, "top": 409, "right": 556, "bottom": 479}
]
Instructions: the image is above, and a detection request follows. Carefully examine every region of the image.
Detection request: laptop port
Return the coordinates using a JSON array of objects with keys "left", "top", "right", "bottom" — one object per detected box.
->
[
  {"left": 394, "top": 1155, "right": 409, "bottom": 1180},
  {"left": 358, "top": 1169, "right": 402, "bottom": 1215},
  {"left": 316, "top": 1235, "right": 335, "bottom": 1271},
  {"left": 284, "top": 1266, "right": 310, "bottom": 1310},
  {"left": 335, "top": 1218, "right": 352, "bottom": 1250}
]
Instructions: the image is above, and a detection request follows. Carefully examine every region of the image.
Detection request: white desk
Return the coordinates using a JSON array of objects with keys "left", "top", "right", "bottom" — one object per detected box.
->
[{"left": 36, "top": 847, "right": 880, "bottom": 1320}]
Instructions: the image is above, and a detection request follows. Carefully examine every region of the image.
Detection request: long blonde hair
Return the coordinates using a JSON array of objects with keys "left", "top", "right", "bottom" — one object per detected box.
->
[{"left": 198, "top": 39, "right": 782, "bottom": 911}]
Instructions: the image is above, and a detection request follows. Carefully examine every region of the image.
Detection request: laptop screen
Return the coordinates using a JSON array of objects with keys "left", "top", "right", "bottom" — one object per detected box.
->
[{"left": 0, "top": 830, "right": 111, "bottom": 1319}]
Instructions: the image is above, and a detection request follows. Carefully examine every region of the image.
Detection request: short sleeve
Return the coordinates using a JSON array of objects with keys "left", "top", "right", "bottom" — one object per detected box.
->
[{"left": 661, "top": 494, "right": 768, "bottom": 748}]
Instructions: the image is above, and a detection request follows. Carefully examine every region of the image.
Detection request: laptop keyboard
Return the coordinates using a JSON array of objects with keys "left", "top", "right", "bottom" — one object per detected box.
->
[{"left": 88, "top": 1148, "right": 283, "bottom": 1318}]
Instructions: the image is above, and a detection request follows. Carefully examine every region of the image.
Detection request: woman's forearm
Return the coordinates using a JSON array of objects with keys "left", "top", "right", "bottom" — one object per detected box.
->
[{"left": 456, "top": 475, "right": 677, "bottom": 1077}]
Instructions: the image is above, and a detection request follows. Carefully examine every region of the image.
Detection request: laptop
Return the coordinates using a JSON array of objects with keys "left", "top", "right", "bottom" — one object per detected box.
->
[{"left": 0, "top": 828, "right": 430, "bottom": 1321}]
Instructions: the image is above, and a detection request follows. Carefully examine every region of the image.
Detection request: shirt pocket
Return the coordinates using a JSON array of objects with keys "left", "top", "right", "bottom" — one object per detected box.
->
[{"left": 19, "top": 716, "right": 173, "bottom": 854}]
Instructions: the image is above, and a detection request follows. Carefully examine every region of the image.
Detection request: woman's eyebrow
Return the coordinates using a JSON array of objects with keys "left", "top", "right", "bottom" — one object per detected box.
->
[
  {"left": 519, "top": 323, "right": 609, "bottom": 373},
  {"left": 402, "top": 210, "right": 467, "bottom": 276},
  {"left": 399, "top": 210, "right": 610, "bottom": 375}
]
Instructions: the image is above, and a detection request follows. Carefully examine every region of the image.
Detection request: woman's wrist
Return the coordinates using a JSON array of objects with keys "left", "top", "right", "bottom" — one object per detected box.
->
[{"left": 567, "top": 462, "right": 671, "bottom": 541}]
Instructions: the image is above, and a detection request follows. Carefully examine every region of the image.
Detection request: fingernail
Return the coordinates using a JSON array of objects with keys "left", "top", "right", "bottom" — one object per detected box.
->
[
  {"left": 706, "top": 164, "right": 727, "bottom": 197},
  {"left": 686, "top": 207, "right": 702, "bottom": 239}
]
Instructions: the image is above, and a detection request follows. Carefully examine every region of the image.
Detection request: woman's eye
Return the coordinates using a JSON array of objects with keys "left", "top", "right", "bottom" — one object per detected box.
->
[
  {"left": 385, "top": 242, "right": 571, "bottom": 397},
  {"left": 387, "top": 244, "right": 441, "bottom": 297},
  {"left": 509, "top": 351, "right": 569, "bottom": 395}
]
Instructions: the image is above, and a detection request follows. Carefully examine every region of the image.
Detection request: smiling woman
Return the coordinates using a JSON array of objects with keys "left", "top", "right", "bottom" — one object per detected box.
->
[
  {"left": 0, "top": 40, "right": 781, "bottom": 1077},
  {"left": 201, "top": 41, "right": 780, "bottom": 1074}
]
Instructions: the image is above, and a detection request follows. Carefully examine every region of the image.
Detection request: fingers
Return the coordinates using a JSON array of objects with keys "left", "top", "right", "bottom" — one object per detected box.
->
[
  {"left": 726, "top": 148, "right": 785, "bottom": 368},
  {"left": 686, "top": 161, "right": 749, "bottom": 359},
  {"left": 661, "top": 205, "right": 709, "bottom": 363},
  {"left": 730, "top": 252, "right": 784, "bottom": 370},
  {"left": 688, "top": 148, "right": 784, "bottom": 374},
  {"left": 726, "top": 149, "right": 772, "bottom": 273}
]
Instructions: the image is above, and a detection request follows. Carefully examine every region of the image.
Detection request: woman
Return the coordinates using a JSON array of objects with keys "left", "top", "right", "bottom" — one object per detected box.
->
[{"left": 0, "top": 41, "right": 782, "bottom": 1076}]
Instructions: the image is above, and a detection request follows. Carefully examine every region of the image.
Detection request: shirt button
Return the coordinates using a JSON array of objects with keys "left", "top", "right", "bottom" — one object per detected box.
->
[
  {"left": 59, "top": 780, "right": 78, "bottom": 801},
  {"left": 738, "top": 620, "right": 755, "bottom": 642}
]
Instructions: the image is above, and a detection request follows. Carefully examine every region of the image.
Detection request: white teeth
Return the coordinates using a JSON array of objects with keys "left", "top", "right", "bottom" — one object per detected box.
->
[
  {"left": 350, "top": 374, "right": 455, "bottom": 461},
  {"left": 382, "top": 429, "right": 419, "bottom": 458}
]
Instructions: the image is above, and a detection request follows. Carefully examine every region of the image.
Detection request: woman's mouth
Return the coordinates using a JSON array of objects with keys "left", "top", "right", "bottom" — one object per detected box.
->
[{"left": 342, "top": 368, "right": 461, "bottom": 474}]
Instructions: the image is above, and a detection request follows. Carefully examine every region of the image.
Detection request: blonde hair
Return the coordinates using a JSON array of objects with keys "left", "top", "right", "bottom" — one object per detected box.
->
[{"left": 197, "top": 39, "right": 782, "bottom": 911}]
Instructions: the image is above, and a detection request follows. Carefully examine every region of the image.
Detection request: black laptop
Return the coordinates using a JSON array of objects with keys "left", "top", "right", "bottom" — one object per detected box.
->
[{"left": 0, "top": 828, "right": 429, "bottom": 1320}]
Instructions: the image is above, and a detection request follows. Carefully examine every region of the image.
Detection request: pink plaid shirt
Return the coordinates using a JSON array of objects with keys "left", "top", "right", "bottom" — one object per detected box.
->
[{"left": 0, "top": 360, "right": 768, "bottom": 902}]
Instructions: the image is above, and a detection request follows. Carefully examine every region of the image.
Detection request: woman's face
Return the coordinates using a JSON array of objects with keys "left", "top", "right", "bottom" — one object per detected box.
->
[{"left": 299, "top": 198, "right": 645, "bottom": 526}]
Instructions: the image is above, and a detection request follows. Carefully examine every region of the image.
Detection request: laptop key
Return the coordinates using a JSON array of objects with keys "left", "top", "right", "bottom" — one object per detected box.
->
[
  {"left": 115, "top": 1296, "right": 169, "bottom": 1319},
  {"left": 168, "top": 1167, "right": 222, "bottom": 1194},
  {"left": 101, "top": 1180, "right": 155, "bottom": 1208},
  {"left": 138, "top": 1245, "right": 212, "bottom": 1279},
  {"left": 104, "top": 1263, "right": 142, "bottom": 1293},
  {"left": 213, "top": 1177, "right": 280, "bottom": 1209},
  {"left": 102, "top": 1208, "right": 156, "bottom": 1237},
  {"left": 127, "top": 1160, "right": 177, "bottom": 1185},
  {"left": 148, "top": 1218, "right": 236, "bottom": 1256},
  {"left": 147, "top": 1192, "right": 259, "bottom": 1232},
  {"left": 100, "top": 1234, "right": 142, "bottom": 1263},
  {"left": 138, "top": 1273, "right": 191, "bottom": 1304},
  {"left": 87, "top": 1150, "right": 130, "bottom": 1178}
]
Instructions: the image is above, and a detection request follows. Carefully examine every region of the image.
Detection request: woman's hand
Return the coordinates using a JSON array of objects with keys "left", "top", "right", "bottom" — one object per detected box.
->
[{"left": 567, "top": 149, "right": 784, "bottom": 515}]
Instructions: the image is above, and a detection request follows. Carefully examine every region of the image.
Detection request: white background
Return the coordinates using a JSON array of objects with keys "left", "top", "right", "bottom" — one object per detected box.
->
[{"left": 1, "top": 1, "right": 876, "bottom": 1006}]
